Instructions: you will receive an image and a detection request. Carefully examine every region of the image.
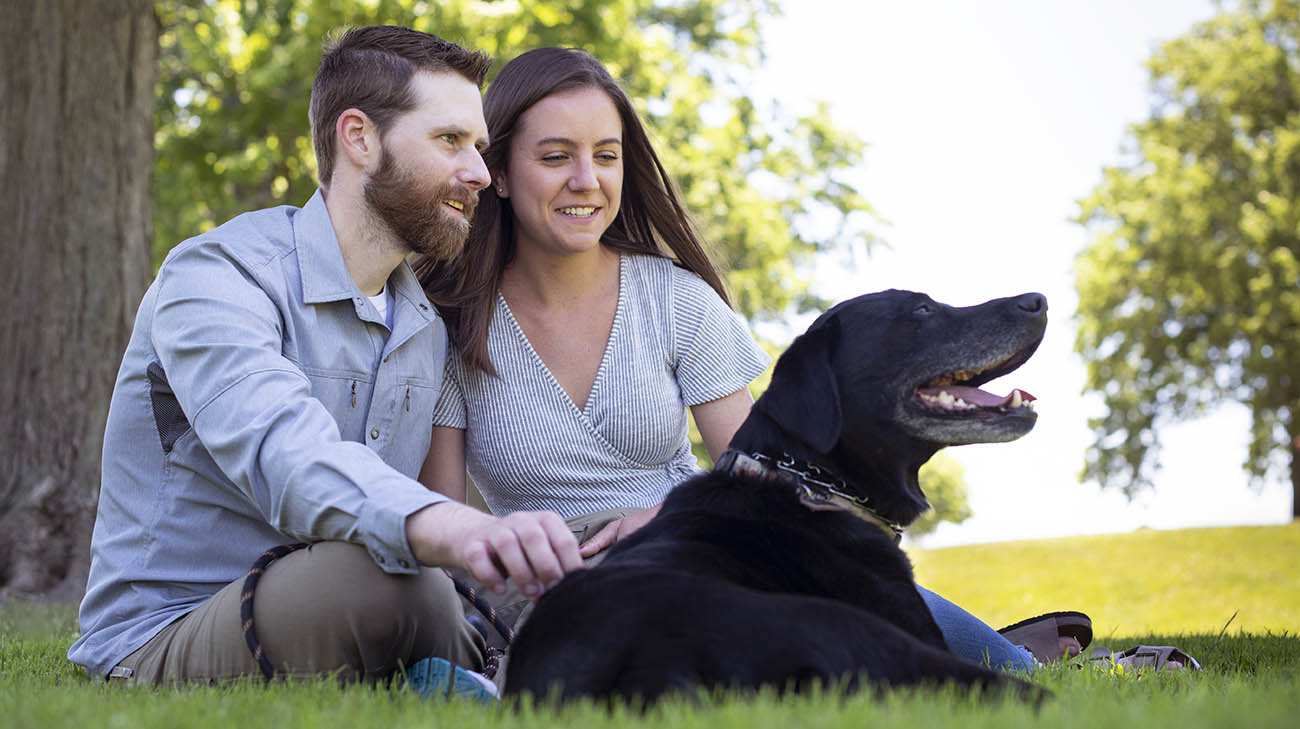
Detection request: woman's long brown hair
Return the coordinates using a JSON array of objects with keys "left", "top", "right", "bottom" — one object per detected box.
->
[{"left": 413, "top": 47, "right": 730, "bottom": 375}]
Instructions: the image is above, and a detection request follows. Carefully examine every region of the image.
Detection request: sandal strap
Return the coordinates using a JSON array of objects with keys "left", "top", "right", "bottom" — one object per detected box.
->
[{"left": 1093, "top": 644, "right": 1202, "bottom": 670}]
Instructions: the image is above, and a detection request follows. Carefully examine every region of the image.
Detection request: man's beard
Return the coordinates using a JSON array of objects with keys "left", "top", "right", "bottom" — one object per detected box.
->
[{"left": 363, "top": 148, "right": 476, "bottom": 261}]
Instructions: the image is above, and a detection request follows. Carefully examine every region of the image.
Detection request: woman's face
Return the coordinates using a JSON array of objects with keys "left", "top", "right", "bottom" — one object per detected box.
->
[{"left": 498, "top": 86, "right": 623, "bottom": 258}]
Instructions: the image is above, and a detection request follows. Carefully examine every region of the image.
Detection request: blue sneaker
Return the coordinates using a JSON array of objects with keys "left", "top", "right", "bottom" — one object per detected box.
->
[{"left": 405, "top": 657, "right": 499, "bottom": 703}]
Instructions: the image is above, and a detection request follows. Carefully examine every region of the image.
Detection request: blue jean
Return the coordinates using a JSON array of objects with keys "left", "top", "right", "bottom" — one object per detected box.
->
[{"left": 917, "top": 585, "right": 1036, "bottom": 672}]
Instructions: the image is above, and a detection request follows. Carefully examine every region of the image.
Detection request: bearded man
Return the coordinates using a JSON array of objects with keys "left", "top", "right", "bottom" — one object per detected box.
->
[{"left": 68, "top": 26, "right": 581, "bottom": 691}]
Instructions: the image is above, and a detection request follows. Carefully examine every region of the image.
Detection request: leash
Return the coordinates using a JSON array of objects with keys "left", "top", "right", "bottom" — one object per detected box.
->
[
  {"left": 240, "top": 542, "right": 309, "bottom": 679},
  {"left": 240, "top": 543, "right": 512, "bottom": 681}
]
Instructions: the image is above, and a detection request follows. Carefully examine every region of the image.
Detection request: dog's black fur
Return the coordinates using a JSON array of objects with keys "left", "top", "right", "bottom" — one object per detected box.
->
[{"left": 503, "top": 289, "right": 1049, "bottom": 703}]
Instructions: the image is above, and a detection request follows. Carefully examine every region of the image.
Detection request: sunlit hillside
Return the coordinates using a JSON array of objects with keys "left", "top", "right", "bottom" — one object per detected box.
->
[{"left": 909, "top": 523, "right": 1300, "bottom": 637}]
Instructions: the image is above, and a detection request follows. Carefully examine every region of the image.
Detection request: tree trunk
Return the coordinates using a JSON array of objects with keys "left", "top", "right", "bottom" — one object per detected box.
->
[
  {"left": 0, "top": 0, "right": 156, "bottom": 600},
  {"left": 1291, "top": 434, "right": 1299, "bottom": 520}
]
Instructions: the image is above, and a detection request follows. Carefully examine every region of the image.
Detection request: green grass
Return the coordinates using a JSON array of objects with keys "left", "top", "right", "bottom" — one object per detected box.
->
[
  {"left": 3, "top": 526, "right": 1298, "bottom": 728},
  {"left": 910, "top": 522, "right": 1300, "bottom": 636}
]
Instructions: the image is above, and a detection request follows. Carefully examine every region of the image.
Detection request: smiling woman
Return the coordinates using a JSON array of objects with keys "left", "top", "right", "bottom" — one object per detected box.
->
[
  {"left": 497, "top": 86, "right": 625, "bottom": 262},
  {"left": 412, "top": 47, "right": 763, "bottom": 531},
  {"left": 411, "top": 47, "right": 768, "bottom": 617}
]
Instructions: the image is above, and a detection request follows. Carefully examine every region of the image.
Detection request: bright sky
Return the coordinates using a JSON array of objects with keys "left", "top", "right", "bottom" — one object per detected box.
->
[{"left": 757, "top": 0, "right": 1292, "bottom": 547}]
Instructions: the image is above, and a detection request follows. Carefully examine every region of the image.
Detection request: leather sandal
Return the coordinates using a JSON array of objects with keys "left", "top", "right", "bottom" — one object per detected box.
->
[
  {"left": 1090, "top": 644, "right": 1202, "bottom": 671},
  {"left": 998, "top": 611, "right": 1093, "bottom": 663}
]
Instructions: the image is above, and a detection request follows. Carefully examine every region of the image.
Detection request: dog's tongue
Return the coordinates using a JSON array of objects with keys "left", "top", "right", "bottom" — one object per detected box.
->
[{"left": 919, "top": 386, "right": 1036, "bottom": 408}]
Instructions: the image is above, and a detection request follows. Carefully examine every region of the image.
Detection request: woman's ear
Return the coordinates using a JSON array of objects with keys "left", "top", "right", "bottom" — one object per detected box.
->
[{"left": 493, "top": 171, "right": 509, "bottom": 198}]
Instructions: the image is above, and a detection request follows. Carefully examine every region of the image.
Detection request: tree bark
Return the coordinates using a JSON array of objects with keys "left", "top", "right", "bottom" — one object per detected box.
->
[
  {"left": 1291, "top": 433, "right": 1299, "bottom": 520},
  {"left": 0, "top": 0, "right": 156, "bottom": 600}
]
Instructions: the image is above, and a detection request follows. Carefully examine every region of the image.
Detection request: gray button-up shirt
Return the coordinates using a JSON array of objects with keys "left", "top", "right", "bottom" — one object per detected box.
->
[{"left": 68, "top": 190, "right": 450, "bottom": 678}]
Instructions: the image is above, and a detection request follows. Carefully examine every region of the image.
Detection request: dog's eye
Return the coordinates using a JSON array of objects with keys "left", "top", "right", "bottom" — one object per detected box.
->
[{"left": 914, "top": 303, "right": 934, "bottom": 316}]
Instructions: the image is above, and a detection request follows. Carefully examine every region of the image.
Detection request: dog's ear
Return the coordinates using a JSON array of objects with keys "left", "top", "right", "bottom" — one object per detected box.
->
[{"left": 754, "top": 317, "right": 842, "bottom": 453}]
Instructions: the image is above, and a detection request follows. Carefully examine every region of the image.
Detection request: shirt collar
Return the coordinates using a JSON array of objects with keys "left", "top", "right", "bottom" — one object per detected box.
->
[
  {"left": 293, "top": 189, "right": 438, "bottom": 330},
  {"left": 294, "top": 189, "right": 362, "bottom": 304}
]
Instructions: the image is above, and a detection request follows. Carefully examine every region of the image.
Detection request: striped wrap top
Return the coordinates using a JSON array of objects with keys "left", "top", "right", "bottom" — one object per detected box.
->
[{"left": 432, "top": 254, "right": 770, "bottom": 517}]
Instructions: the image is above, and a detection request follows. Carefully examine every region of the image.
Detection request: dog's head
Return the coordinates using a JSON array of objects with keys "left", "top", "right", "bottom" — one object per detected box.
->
[{"left": 734, "top": 289, "right": 1047, "bottom": 526}]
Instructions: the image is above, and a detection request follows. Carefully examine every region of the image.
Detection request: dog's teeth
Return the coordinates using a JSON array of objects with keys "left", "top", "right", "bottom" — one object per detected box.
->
[{"left": 1011, "top": 390, "right": 1022, "bottom": 409}]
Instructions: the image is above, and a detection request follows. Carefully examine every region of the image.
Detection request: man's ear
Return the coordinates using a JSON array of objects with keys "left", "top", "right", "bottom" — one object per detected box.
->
[
  {"left": 754, "top": 317, "right": 842, "bottom": 454},
  {"left": 336, "top": 107, "right": 378, "bottom": 170}
]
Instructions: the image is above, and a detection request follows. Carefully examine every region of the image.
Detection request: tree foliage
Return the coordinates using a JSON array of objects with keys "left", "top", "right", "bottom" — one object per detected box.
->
[
  {"left": 154, "top": 0, "right": 880, "bottom": 323},
  {"left": 1074, "top": 0, "right": 1300, "bottom": 506}
]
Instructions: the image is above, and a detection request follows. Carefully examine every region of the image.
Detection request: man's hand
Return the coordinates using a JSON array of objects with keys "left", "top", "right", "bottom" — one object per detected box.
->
[
  {"left": 406, "top": 502, "right": 582, "bottom": 599},
  {"left": 578, "top": 503, "right": 662, "bottom": 558}
]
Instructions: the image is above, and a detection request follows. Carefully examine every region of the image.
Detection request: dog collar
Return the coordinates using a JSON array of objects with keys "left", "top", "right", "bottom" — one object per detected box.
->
[{"left": 714, "top": 450, "right": 904, "bottom": 542}]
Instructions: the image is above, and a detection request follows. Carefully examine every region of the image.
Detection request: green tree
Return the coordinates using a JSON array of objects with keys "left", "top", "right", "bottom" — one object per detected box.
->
[
  {"left": 154, "top": 0, "right": 880, "bottom": 323},
  {"left": 1074, "top": 0, "right": 1300, "bottom": 518}
]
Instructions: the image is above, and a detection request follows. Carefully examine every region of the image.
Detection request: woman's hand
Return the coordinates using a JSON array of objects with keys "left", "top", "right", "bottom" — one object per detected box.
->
[{"left": 579, "top": 503, "right": 662, "bottom": 558}]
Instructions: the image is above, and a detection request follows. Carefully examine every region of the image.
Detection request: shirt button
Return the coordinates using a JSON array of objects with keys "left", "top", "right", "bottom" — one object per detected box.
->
[
  {"left": 375, "top": 554, "right": 386, "bottom": 564},
  {"left": 398, "top": 559, "right": 411, "bottom": 569},
  {"left": 370, "top": 428, "right": 379, "bottom": 439}
]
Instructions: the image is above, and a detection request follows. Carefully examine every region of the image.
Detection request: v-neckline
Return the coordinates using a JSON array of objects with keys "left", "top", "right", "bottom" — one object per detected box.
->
[{"left": 497, "top": 255, "right": 624, "bottom": 417}]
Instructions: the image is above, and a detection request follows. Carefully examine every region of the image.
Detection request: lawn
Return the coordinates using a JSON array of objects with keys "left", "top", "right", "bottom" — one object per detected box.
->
[
  {"left": 3, "top": 525, "right": 1297, "bottom": 729},
  {"left": 910, "top": 522, "right": 1300, "bottom": 636}
]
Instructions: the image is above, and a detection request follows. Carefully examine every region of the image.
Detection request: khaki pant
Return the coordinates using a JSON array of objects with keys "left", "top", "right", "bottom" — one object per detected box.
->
[{"left": 115, "top": 541, "right": 485, "bottom": 685}]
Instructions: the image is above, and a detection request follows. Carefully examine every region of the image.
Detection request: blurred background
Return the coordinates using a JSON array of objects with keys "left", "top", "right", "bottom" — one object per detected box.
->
[{"left": 3, "top": 0, "right": 1296, "bottom": 599}]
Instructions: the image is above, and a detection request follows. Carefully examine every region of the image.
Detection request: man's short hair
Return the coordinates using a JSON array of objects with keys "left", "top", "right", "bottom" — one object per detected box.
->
[{"left": 310, "top": 26, "right": 492, "bottom": 187}]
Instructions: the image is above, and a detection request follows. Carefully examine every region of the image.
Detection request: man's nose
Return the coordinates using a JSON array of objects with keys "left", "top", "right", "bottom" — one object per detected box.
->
[{"left": 459, "top": 149, "right": 490, "bottom": 191}]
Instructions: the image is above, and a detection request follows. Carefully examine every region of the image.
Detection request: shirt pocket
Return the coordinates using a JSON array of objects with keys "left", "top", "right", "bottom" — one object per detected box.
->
[
  {"left": 389, "top": 379, "right": 440, "bottom": 475},
  {"left": 303, "top": 366, "right": 370, "bottom": 442}
]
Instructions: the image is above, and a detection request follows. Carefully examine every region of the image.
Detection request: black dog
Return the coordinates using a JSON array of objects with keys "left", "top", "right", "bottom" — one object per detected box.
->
[{"left": 503, "top": 290, "right": 1048, "bottom": 703}]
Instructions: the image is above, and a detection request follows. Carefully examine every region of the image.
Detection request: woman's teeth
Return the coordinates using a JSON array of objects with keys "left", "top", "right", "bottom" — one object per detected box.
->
[{"left": 559, "top": 206, "right": 596, "bottom": 217}]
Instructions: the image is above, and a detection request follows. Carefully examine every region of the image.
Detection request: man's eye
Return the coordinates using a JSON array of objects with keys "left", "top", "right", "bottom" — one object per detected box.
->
[{"left": 441, "top": 133, "right": 458, "bottom": 144}]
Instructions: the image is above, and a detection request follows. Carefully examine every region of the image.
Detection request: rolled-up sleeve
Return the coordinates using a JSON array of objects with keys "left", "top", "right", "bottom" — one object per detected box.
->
[{"left": 151, "top": 241, "right": 444, "bottom": 572}]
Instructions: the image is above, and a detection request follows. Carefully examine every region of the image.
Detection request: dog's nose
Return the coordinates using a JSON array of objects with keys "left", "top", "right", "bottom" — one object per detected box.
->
[{"left": 1015, "top": 293, "right": 1047, "bottom": 315}]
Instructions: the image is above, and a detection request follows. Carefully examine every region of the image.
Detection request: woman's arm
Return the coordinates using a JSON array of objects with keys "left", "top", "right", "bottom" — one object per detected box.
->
[
  {"left": 417, "top": 425, "right": 469, "bottom": 503},
  {"left": 689, "top": 388, "right": 755, "bottom": 462}
]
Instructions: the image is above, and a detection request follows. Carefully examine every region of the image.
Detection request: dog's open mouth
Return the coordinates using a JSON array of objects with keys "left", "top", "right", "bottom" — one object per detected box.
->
[{"left": 912, "top": 346, "right": 1037, "bottom": 416}]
